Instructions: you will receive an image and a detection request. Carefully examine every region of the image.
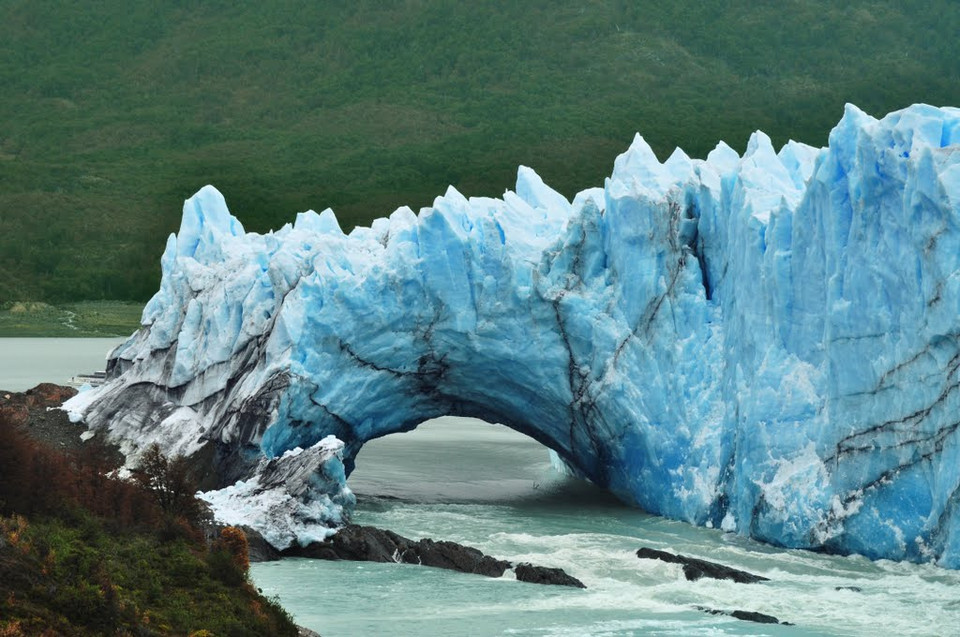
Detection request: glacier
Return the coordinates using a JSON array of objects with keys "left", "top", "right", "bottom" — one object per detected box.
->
[{"left": 65, "top": 103, "right": 960, "bottom": 564}]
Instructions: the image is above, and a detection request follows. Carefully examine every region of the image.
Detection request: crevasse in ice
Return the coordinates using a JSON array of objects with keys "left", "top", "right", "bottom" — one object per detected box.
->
[{"left": 67, "top": 104, "right": 960, "bottom": 563}]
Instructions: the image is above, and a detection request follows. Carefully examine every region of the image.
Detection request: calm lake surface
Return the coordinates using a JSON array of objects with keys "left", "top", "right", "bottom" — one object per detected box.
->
[
  {"left": 7, "top": 339, "right": 958, "bottom": 635},
  {"left": 0, "top": 337, "right": 124, "bottom": 391}
]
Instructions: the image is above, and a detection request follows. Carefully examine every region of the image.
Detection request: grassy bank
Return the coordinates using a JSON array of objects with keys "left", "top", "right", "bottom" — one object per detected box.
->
[
  {"left": 0, "top": 301, "right": 143, "bottom": 337},
  {"left": 2, "top": 1, "right": 958, "bottom": 302}
]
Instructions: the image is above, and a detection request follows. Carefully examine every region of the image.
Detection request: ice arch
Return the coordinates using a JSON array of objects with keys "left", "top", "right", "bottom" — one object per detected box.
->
[{"left": 70, "top": 104, "right": 960, "bottom": 567}]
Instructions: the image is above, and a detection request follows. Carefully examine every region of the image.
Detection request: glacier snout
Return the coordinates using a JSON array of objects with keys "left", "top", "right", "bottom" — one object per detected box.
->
[{"left": 67, "top": 103, "right": 960, "bottom": 565}]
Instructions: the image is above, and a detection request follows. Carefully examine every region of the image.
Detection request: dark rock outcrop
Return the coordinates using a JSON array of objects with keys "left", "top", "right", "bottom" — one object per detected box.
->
[
  {"left": 1, "top": 384, "right": 121, "bottom": 465},
  {"left": 413, "top": 537, "right": 511, "bottom": 576},
  {"left": 284, "top": 525, "right": 511, "bottom": 577},
  {"left": 696, "top": 606, "right": 791, "bottom": 625},
  {"left": 285, "top": 524, "right": 584, "bottom": 587},
  {"left": 0, "top": 400, "right": 29, "bottom": 428},
  {"left": 242, "top": 525, "right": 281, "bottom": 562},
  {"left": 24, "top": 383, "right": 78, "bottom": 407},
  {"left": 636, "top": 547, "right": 769, "bottom": 583},
  {"left": 730, "top": 610, "right": 783, "bottom": 624},
  {"left": 834, "top": 585, "right": 862, "bottom": 592},
  {"left": 515, "top": 563, "right": 586, "bottom": 588}
]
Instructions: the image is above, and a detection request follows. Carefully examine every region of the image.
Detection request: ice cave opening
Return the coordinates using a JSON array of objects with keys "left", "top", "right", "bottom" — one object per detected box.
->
[{"left": 346, "top": 416, "right": 583, "bottom": 505}]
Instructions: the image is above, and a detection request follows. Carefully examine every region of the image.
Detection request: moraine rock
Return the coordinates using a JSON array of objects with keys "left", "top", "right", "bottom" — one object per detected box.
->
[
  {"left": 1, "top": 384, "right": 120, "bottom": 463},
  {"left": 241, "top": 525, "right": 281, "bottom": 562},
  {"left": 25, "top": 383, "right": 78, "bottom": 408}
]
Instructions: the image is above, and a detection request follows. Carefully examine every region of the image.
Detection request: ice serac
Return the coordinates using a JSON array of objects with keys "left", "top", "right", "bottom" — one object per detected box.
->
[{"left": 66, "top": 104, "right": 960, "bottom": 565}]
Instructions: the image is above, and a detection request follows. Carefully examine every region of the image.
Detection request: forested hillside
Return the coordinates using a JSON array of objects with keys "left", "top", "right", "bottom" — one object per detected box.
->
[
  {"left": 2, "top": 0, "right": 958, "bottom": 301},
  {"left": 0, "top": 396, "right": 298, "bottom": 635}
]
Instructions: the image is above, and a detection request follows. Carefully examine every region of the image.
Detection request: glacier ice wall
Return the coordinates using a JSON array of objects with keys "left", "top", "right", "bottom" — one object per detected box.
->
[{"left": 68, "top": 104, "right": 960, "bottom": 566}]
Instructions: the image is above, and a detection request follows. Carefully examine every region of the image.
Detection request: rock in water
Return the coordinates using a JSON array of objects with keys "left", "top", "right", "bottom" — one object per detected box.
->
[
  {"left": 284, "top": 524, "right": 582, "bottom": 586},
  {"left": 696, "top": 606, "right": 790, "bottom": 625},
  {"left": 286, "top": 524, "right": 511, "bottom": 577},
  {"left": 729, "top": 610, "right": 783, "bottom": 624},
  {"left": 514, "top": 563, "right": 586, "bottom": 588},
  {"left": 65, "top": 104, "right": 960, "bottom": 567},
  {"left": 636, "top": 547, "right": 768, "bottom": 583},
  {"left": 284, "top": 524, "right": 510, "bottom": 577},
  {"left": 413, "top": 538, "right": 511, "bottom": 577}
]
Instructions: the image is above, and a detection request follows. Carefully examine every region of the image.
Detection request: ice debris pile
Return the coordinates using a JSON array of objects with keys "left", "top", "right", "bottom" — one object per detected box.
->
[
  {"left": 198, "top": 436, "right": 354, "bottom": 549},
  {"left": 67, "top": 104, "right": 960, "bottom": 564}
]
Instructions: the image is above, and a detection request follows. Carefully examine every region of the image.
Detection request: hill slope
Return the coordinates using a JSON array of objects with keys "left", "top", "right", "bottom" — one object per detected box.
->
[{"left": 2, "top": 0, "right": 958, "bottom": 301}]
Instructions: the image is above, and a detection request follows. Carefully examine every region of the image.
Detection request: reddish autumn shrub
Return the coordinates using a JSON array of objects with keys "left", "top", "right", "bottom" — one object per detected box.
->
[
  {"left": 0, "top": 413, "right": 160, "bottom": 529},
  {"left": 216, "top": 526, "right": 250, "bottom": 572}
]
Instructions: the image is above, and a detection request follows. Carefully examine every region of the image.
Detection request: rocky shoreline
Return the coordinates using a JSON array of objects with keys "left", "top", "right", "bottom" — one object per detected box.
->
[
  {"left": 1, "top": 383, "right": 124, "bottom": 467},
  {"left": 2, "top": 383, "right": 81, "bottom": 449}
]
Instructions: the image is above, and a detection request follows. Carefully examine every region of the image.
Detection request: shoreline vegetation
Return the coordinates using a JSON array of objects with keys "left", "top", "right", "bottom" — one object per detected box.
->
[
  {"left": 0, "top": 301, "right": 143, "bottom": 337},
  {"left": 3, "top": 2, "right": 959, "bottom": 304},
  {"left": 0, "top": 385, "right": 301, "bottom": 636}
]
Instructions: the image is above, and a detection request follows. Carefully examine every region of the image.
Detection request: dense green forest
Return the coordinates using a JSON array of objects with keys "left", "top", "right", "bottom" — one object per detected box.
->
[{"left": 2, "top": 0, "right": 958, "bottom": 302}]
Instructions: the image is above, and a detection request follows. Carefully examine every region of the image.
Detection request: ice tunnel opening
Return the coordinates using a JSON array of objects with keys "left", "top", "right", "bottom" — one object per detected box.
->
[{"left": 346, "top": 415, "right": 616, "bottom": 507}]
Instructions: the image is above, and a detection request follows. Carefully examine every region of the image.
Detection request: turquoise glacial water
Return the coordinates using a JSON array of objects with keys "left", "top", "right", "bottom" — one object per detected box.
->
[{"left": 252, "top": 418, "right": 960, "bottom": 636}]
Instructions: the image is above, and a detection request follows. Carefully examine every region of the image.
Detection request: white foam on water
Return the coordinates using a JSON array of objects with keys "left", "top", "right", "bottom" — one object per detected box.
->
[
  {"left": 255, "top": 490, "right": 960, "bottom": 635},
  {"left": 251, "top": 418, "right": 960, "bottom": 635}
]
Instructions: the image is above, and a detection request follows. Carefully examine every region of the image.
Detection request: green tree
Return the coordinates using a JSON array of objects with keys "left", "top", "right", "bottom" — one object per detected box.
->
[{"left": 131, "top": 443, "right": 205, "bottom": 527}]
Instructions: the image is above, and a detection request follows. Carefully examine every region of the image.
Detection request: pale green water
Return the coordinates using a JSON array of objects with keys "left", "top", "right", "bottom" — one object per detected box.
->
[
  {"left": 0, "top": 337, "right": 123, "bottom": 391},
  {"left": 252, "top": 418, "right": 960, "bottom": 636}
]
